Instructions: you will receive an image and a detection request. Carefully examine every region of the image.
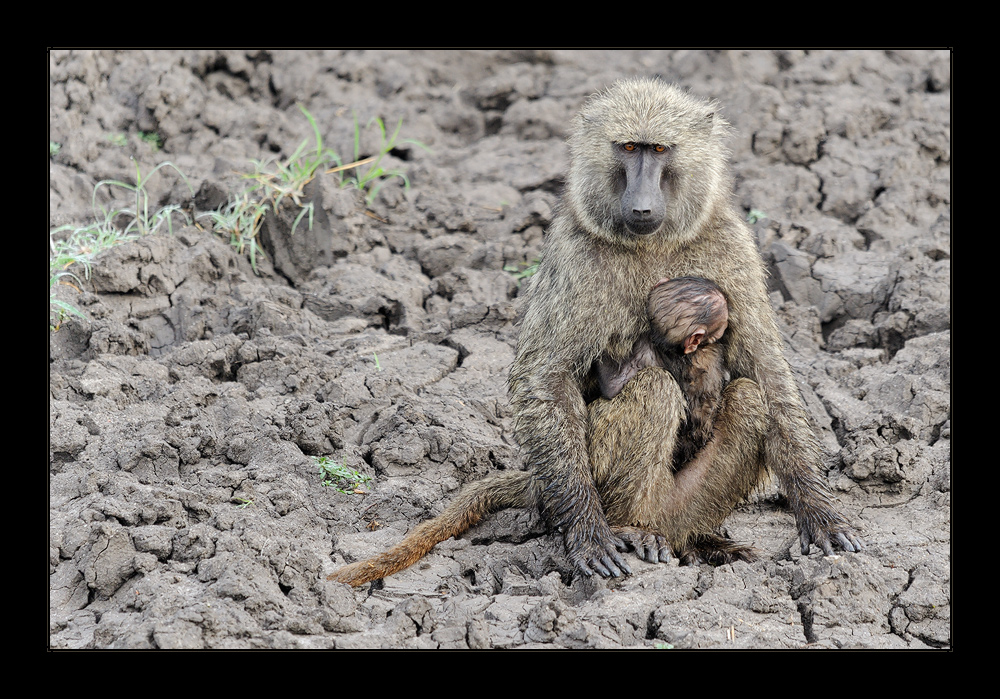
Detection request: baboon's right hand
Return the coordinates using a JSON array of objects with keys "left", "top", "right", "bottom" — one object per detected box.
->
[{"left": 565, "top": 521, "right": 632, "bottom": 578}]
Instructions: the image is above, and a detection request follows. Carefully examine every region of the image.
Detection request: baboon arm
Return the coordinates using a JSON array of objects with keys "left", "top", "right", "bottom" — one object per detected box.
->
[
  {"left": 723, "top": 269, "right": 864, "bottom": 554},
  {"left": 510, "top": 361, "right": 632, "bottom": 577},
  {"left": 764, "top": 417, "right": 866, "bottom": 555},
  {"left": 509, "top": 267, "right": 634, "bottom": 578}
]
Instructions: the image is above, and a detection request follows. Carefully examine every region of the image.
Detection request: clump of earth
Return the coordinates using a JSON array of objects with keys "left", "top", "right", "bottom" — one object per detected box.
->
[{"left": 49, "top": 49, "right": 950, "bottom": 649}]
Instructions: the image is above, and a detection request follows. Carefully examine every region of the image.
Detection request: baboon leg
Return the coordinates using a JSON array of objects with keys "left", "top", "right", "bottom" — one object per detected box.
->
[
  {"left": 588, "top": 366, "right": 685, "bottom": 561},
  {"left": 657, "top": 377, "right": 770, "bottom": 561}
]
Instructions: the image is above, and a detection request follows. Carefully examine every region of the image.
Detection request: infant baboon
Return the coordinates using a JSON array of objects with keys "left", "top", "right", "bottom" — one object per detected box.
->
[
  {"left": 596, "top": 276, "right": 729, "bottom": 470},
  {"left": 328, "top": 77, "right": 864, "bottom": 588}
]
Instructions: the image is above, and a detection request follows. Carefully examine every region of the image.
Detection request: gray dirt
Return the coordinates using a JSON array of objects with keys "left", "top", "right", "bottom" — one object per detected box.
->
[{"left": 49, "top": 49, "right": 950, "bottom": 649}]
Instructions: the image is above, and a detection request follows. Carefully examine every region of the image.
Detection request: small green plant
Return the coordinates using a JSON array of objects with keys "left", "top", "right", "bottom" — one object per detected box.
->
[
  {"left": 746, "top": 208, "right": 768, "bottom": 224},
  {"left": 244, "top": 104, "right": 340, "bottom": 239},
  {"left": 92, "top": 159, "right": 193, "bottom": 237},
  {"left": 49, "top": 205, "right": 140, "bottom": 327},
  {"left": 49, "top": 140, "right": 61, "bottom": 157},
  {"left": 504, "top": 258, "right": 541, "bottom": 285},
  {"left": 138, "top": 131, "right": 163, "bottom": 151},
  {"left": 49, "top": 270, "right": 87, "bottom": 331},
  {"left": 373, "top": 352, "right": 382, "bottom": 371},
  {"left": 313, "top": 456, "right": 372, "bottom": 494},
  {"left": 106, "top": 132, "right": 128, "bottom": 147},
  {"left": 198, "top": 191, "right": 270, "bottom": 273},
  {"left": 233, "top": 497, "right": 254, "bottom": 509},
  {"left": 212, "top": 105, "right": 424, "bottom": 272},
  {"left": 332, "top": 114, "right": 426, "bottom": 205},
  {"left": 49, "top": 159, "right": 193, "bottom": 327}
]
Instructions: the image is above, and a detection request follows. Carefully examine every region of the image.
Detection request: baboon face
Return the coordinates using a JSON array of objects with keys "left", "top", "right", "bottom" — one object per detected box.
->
[
  {"left": 567, "top": 78, "right": 730, "bottom": 246},
  {"left": 614, "top": 142, "right": 672, "bottom": 236}
]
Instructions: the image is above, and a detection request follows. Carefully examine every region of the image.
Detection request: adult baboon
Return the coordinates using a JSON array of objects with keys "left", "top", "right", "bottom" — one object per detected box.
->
[
  {"left": 510, "top": 77, "right": 862, "bottom": 577},
  {"left": 328, "top": 77, "right": 863, "bottom": 587}
]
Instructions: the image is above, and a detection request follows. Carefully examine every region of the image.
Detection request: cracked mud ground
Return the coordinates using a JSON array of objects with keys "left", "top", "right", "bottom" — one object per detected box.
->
[{"left": 50, "top": 50, "right": 950, "bottom": 649}]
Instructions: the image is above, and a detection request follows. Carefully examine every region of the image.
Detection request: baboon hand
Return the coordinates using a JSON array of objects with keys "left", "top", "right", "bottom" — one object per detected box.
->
[
  {"left": 565, "top": 521, "right": 632, "bottom": 578},
  {"left": 613, "top": 526, "right": 672, "bottom": 564},
  {"left": 798, "top": 519, "right": 866, "bottom": 556}
]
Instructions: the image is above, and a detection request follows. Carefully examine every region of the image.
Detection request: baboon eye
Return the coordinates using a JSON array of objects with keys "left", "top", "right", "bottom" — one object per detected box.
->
[
  {"left": 623, "top": 142, "right": 636, "bottom": 151},
  {"left": 654, "top": 144, "right": 667, "bottom": 153}
]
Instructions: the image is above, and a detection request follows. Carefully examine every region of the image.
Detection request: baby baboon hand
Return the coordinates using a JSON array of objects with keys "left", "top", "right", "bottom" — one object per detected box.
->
[
  {"left": 613, "top": 526, "right": 672, "bottom": 564},
  {"left": 798, "top": 518, "right": 866, "bottom": 556},
  {"left": 565, "top": 521, "right": 632, "bottom": 578}
]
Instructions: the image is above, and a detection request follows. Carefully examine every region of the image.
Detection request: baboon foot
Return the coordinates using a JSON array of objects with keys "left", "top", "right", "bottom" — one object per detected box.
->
[
  {"left": 679, "top": 533, "right": 758, "bottom": 566},
  {"left": 612, "top": 526, "right": 672, "bottom": 564},
  {"left": 565, "top": 521, "right": 632, "bottom": 578},
  {"left": 797, "top": 518, "right": 866, "bottom": 556}
]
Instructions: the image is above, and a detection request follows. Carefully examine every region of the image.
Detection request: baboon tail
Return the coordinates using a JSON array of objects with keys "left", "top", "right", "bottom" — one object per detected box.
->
[{"left": 327, "top": 470, "right": 534, "bottom": 587}]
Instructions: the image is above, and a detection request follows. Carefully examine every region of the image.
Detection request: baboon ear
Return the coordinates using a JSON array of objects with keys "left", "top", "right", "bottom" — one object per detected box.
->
[
  {"left": 703, "top": 103, "right": 730, "bottom": 136},
  {"left": 684, "top": 330, "right": 706, "bottom": 354},
  {"left": 690, "top": 109, "right": 716, "bottom": 135}
]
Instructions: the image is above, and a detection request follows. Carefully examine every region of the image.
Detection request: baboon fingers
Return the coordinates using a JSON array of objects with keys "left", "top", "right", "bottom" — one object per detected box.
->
[
  {"left": 837, "top": 530, "right": 865, "bottom": 552},
  {"left": 586, "top": 549, "right": 633, "bottom": 578},
  {"left": 577, "top": 560, "right": 596, "bottom": 577},
  {"left": 598, "top": 555, "right": 620, "bottom": 578},
  {"left": 614, "top": 527, "right": 673, "bottom": 564},
  {"left": 800, "top": 524, "right": 866, "bottom": 556},
  {"left": 575, "top": 552, "right": 624, "bottom": 578},
  {"left": 799, "top": 530, "right": 812, "bottom": 556},
  {"left": 603, "top": 545, "right": 633, "bottom": 577},
  {"left": 645, "top": 534, "right": 671, "bottom": 564},
  {"left": 566, "top": 521, "right": 634, "bottom": 578}
]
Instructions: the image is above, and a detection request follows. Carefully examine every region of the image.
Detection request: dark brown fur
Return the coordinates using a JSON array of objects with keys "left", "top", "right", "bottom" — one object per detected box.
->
[{"left": 328, "top": 78, "right": 863, "bottom": 587}]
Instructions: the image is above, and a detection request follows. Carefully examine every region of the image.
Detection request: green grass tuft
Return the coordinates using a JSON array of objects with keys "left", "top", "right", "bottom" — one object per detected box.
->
[
  {"left": 504, "top": 258, "right": 540, "bottom": 285},
  {"left": 138, "top": 131, "right": 163, "bottom": 151},
  {"left": 49, "top": 159, "right": 193, "bottom": 328},
  {"left": 313, "top": 456, "right": 372, "bottom": 495},
  {"left": 205, "top": 105, "right": 426, "bottom": 271}
]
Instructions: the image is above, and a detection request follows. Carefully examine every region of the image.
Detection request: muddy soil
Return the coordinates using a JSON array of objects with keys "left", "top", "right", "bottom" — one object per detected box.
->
[{"left": 49, "top": 49, "right": 950, "bottom": 649}]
